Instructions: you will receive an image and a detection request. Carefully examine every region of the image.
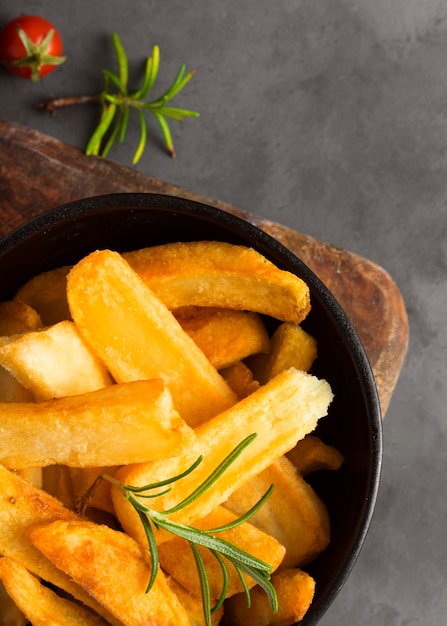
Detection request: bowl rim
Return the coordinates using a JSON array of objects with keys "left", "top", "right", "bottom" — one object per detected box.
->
[{"left": 0, "top": 192, "right": 383, "bottom": 624}]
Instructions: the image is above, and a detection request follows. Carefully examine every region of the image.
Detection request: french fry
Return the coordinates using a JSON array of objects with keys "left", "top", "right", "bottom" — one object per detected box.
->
[
  {"left": 123, "top": 241, "right": 311, "bottom": 323},
  {"left": 247, "top": 322, "right": 317, "bottom": 384},
  {"left": 68, "top": 466, "right": 117, "bottom": 515},
  {"left": 174, "top": 306, "right": 270, "bottom": 370},
  {"left": 0, "top": 556, "right": 106, "bottom": 626},
  {"left": 219, "top": 361, "right": 260, "bottom": 399},
  {"left": 222, "top": 567, "right": 315, "bottom": 626},
  {"left": 28, "top": 519, "right": 191, "bottom": 626},
  {"left": 286, "top": 434, "right": 344, "bottom": 476},
  {"left": 66, "top": 249, "right": 237, "bottom": 427},
  {"left": 225, "top": 455, "right": 331, "bottom": 568},
  {"left": 112, "top": 368, "right": 333, "bottom": 547},
  {"left": 167, "top": 577, "right": 224, "bottom": 626},
  {"left": 0, "top": 380, "right": 197, "bottom": 469},
  {"left": 0, "top": 465, "right": 122, "bottom": 626},
  {"left": 42, "top": 465, "right": 76, "bottom": 510},
  {"left": 0, "top": 301, "right": 43, "bottom": 335},
  {"left": 158, "top": 505, "right": 285, "bottom": 598},
  {"left": 0, "top": 366, "right": 33, "bottom": 403},
  {"left": 0, "top": 578, "right": 27, "bottom": 626},
  {"left": 0, "top": 321, "right": 113, "bottom": 401},
  {"left": 13, "top": 265, "right": 71, "bottom": 326}
]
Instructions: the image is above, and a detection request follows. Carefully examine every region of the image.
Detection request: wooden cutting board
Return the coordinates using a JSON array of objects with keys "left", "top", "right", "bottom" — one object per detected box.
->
[{"left": 0, "top": 119, "right": 408, "bottom": 416}]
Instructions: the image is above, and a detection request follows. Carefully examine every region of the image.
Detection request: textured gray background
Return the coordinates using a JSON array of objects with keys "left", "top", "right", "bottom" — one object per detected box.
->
[{"left": 1, "top": 1, "right": 446, "bottom": 624}]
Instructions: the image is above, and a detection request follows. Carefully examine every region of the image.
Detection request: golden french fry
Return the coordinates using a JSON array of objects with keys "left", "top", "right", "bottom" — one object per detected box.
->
[
  {"left": 174, "top": 306, "right": 270, "bottom": 370},
  {"left": 286, "top": 434, "right": 344, "bottom": 476},
  {"left": 13, "top": 266, "right": 71, "bottom": 326},
  {"left": 0, "top": 321, "right": 113, "bottom": 401},
  {"left": 167, "top": 577, "right": 223, "bottom": 626},
  {"left": 123, "top": 241, "right": 311, "bottom": 324},
  {"left": 28, "top": 519, "right": 191, "bottom": 626},
  {"left": 0, "top": 301, "right": 43, "bottom": 336},
  {"left": 68, "top": 466, "right": 117, "bottom": 515},
  {"left": 42, "top": 465, "right": 76, "bottom": 510},
  {"left": 158, "top": 505, "right": 285, "bottom": 599},
  {"left": 0, "top": 466, "right": 122, "bottom": 626},
  {"left": 0, "top": 578, "right": 27, "bottom": 626},
  {"left": 219, "top": 361, "right": 260, "bottom": 399},
  {"left": 248, "top": 322, "right": 317, "bottom": 384},
  {"left": 0, "top": 556, "right": 105, "bottom": 626},
  {"left": 223, "top": 567, "right": 315, "bottom": 625},
  {"left": 66, "top": 249, "right": 237, "bottom": 427},
  {"left": 225, "top": 455, "right": 330, "bottom": 568},
  {"left": 0, "top": 366, "right": 33, "bottom": 403},
  {"left": 15, "top": 467, "right": 43, "bottom": 490},
  {"left": 113, "top": 368, "right": 333, "bottom": 547},
  {"left": 0, "top": 380, "right": 197, "bottom": 469}
]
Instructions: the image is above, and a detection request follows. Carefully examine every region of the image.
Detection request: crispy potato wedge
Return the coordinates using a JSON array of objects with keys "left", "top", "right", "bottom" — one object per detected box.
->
[
  {"left": 286, "top": 434, "right": 344, "bottom": 476},
  {"left": 158, "top": 505, "right": 285, "bottom": 598},
  {"left": 123, "top": 241, "right": 311, "bottom": 323},
  {"left": 222, "top": 567, "right": 315, "bottom": 626},
  {"left": 0, "top": 379, "right": 197, "bottom": 469},
  {"left": 13, "top": 266, "right": 71, "bottom": 326},
  {"left": 0, "top": 321, "right": 113, "bottom": 401},
  {"left": 28, "top": 519, "right": 191, "bottom": 626},
  {"left": 174, "top": 306, "right": 270, "bottom": 370},
  {"left": 247, "top": 322, "right": 317, "bottom": 384},
  {"left": 0, "top": 556, "right": 106, "bottom": 626},
  {"left": 0, "top": 578, "right": 27, "bottom": 626},
  {"left": 225, "top": 455, "right": 331, "bottom": 568},
  {"left": 0, "top": 301, "right": 43, "bottom": 335},
  {"left": 113, "top": 368, "right": 333, "bottom": 547},
  {"left": 220, "top": 361, "right": 260, "bottom": 399},
  {"left": 66, "top": 249, "right": 237, "bottom": 427},
  {"left": 0, "top": 466, "right": 122, "bottom": 626}
]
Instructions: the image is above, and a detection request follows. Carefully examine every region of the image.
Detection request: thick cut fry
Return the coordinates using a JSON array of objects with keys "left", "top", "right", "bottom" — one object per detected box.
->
[
  {"left": 123, "top": 241, "right": 311, "bottom": 323},
  {"left": 248, "top": 322, "right": 317, "bottom": 384},
  {"left": 68, "top": 466, "right": 117, "bottom": 514},
  {"left": 13, "top": 266, "right": 71, "bottom": 326},
  {"left": 222, "top": 568, "right": 315, "bottom": 625},
  {"left": 167, "top": 577, "right": 223, "bottom": 626},
  {"left": 158, "top": 505, "right": 285, "bottom": 598},
  {"left": 0, "top": 556, "right": 106, "bottom": 626},
  {"left": 28, "top": 520, "right": 191, "bottom": 626},
  {"left": 174, "top": 306, "right": 270, "bottom": 370},
  {"left": 113, "top": 368, "right": 333, "bottom": 547},
  {"left": 66, "top": 249, "right": 237, "bottom": 427},
  {"left": 0, "top": 466, "right": 122, "bottom": 626},
  {"left": 225, "top": 455, "right": 330, "bottom": 568},
  {"left": 0, "top": 301, "right": 43, "bottom": 335},
  {"left": 220, "top": 361, "right": 260, "bottom": 399},
  {"left": 0, "top": 380, "right": 197, "bottom": 469},
  {"left": 0, "top": 321, "right": 113, "bottom": 401},
  {"left": 42, "top": 466, "right": 76, "bottom": 510},
  {"left": 0, "top": 367, "right": 33, "bottom": 403},
  {"left": 0, "top": 578, "right": 27, "bottom": 626},
  {"left": 286, "top": 434, "right": 344, "bottom": 476}
]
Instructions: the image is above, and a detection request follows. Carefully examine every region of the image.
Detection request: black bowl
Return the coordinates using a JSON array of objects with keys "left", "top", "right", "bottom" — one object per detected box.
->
[{"left": 0, "top": 193, "right": 382, "bottom": 624}]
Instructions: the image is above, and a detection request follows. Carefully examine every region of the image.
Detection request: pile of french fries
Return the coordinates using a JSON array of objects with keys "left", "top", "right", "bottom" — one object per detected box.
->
[{"left": 0, "top": 240, "right": 343, "bottom": 626}]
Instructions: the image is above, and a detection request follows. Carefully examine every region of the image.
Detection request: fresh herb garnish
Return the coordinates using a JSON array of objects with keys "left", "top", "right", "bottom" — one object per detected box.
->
[
  {"left": 37, "top": 32, "right": 199, "bottom": 163},
  {"left": 92, "top": 434, "right": 278, "bottom": 626}
]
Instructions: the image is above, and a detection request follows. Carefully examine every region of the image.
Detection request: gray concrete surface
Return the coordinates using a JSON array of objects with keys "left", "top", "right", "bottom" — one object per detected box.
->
[{"left": 1, "top": 1, "right": 446, "bottom": 624}]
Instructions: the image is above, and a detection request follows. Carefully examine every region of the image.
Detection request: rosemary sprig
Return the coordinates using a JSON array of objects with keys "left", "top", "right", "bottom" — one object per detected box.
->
[
  {"left": 37, "top": 32, "right": 199, "bottom": 163},
  {"left": 101, "top": 434, "right": 278, "bottom": 626}
]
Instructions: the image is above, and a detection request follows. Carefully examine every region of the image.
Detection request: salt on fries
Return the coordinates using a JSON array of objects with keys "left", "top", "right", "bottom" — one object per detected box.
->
[{"left": 0, "top": 240, "right": 343, "bottom": 626}]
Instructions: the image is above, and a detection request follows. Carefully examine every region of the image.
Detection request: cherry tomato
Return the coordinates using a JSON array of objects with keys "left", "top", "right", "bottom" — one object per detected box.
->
[{"left": 0, "top": 15, "right": 65, "bottom": 82}]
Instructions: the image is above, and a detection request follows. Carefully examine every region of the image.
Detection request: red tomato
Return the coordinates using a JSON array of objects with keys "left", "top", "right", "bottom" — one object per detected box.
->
[{"left": 0, "top": 15, "right": 65, "bottom": 82}]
